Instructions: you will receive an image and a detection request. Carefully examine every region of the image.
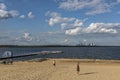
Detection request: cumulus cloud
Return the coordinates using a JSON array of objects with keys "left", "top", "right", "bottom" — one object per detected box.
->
[
  {"left": 46, "top": 12, "right": 120, "bottom": 36},
  {"left": 0, "top": 3, "right": 6, "bottom": 10},
  {"left": 19, "top": 15, "right": 25, "bottom": 19},
  {"left": 22, "top": 33, "right": 33, "bottom": 41},
  {"left": 0, "top": 10, "right": 19, "bottom": 19},
  {"left": 59, "top": 0, "right": 111, "bottom": 15},
  {"left": 49, "top": 17, "right": 75, "bottom": 26},
  {"left": 84, "top": 23, "right": 119, "bottom": 34},
  {"left": 19, "top": 12, "right": 35, "bottom": 19},
  {"left": 28, "top": 12, "right": 35, "bottom": 19},
  {"left": 47, "top": 12, "right": 75, "bottom": 26},
  {"left": 0, "top": 3, "right": 19, "bottom": 20},
  {"left": 73, "top": 19, "right": 83, "bottom": 27},
  {"left": 46, "top": 11, "right": 83, "bottom": 30},
  {"left": 61, "top": 20, "right": 83, "bottom": 30},
  {"left": 66, "top": 23, "right": 120, "bottom": 35},
  {"left": 16, "top": 32, "right": 33, "bottom": 42},
  {"left": 65, "top": 27, "right": 82, "bottom": 35}
]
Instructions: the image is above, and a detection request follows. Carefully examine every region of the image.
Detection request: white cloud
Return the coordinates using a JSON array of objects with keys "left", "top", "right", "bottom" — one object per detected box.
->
[
  {"left": 19, "top": 15, "right": 25, "bottom": 19},
  {"left": 16, "top": 33, "right": 33, "bottom": 42},
  {"left": 20, "top": 12, "right": 35, "bottom": 19},
  {"left": 61, "top": 19, "right": 83, "bottom": 30},
  {"left": 46, "top": 11, "right": 83, "bottom": 29},
  {"left": 0, "top": 10, "right": 9, "bottom": 19},
  {"left": 65, "top": 27, "right": 82, "bottom": 35},
  {"left": 66, "top": 23, "right": 120, "bottom": 35},
  {"left": 0, "top": 3, "right": 6, "bottom": 10},
  {"left": 48, "top": 12, "right": 75, "bottom": 26},
  {"left": 0, "top": 3, "right": 19, "bottom": 19},
  {"left": 23, "top": 33, "right": 33, "bottom": 41},
  {"left": 85, "top": 23, "right": 119, "bottom": 34},
  {"left": 46, "top": 12, "right": 120, "bottom": 36},
  {"left": 0, "top": 10, "right": 19, "bottom": 19},
  {"left": 59, "top": 0, "right": 111, "bottom": 15},
  {"left": 48, "top": 17, "right": 60, "bottom": 26},
  {"left": 64, "top": 39, "right": 69, "bottom": 43},
  {"left": 28, "top": 12, "right": 35, "bottom": 19},
  {"left": 73, "top": 19, "right": 83, "bottom": 27},
  {"left": 48, "top": 16, "right": 75, "bottom": 26}
]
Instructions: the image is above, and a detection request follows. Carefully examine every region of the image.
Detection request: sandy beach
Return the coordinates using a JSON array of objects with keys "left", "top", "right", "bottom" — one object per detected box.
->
[{"left": 0, "top": 59, "right": 120, "bottom": 80}]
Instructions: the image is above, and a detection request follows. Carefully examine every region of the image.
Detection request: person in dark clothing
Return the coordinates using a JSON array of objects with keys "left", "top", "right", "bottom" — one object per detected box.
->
[{"left": 76, "top": 62, "right": 80, "bottom": 74}]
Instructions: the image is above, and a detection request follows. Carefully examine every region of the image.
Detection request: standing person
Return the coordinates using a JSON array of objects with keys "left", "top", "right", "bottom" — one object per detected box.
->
[
  {"left": 53, "top": 60, "right": 56, "bottom": 66},
  {"left": 9, "top": 51, "right": 13, "bottom": 64},
  {"left": 76, "top": 62, "right": 80, "bottom": 74}
]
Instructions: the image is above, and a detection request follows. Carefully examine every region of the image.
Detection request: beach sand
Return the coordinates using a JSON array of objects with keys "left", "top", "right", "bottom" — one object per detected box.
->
[{"left": 0, "top": 59, "right": 120, "bottom": 80}]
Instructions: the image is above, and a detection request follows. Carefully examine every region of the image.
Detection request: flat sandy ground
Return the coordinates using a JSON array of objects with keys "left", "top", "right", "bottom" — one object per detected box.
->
[{"left": 0, "top": 59, "right": 120, "bottom": 80}]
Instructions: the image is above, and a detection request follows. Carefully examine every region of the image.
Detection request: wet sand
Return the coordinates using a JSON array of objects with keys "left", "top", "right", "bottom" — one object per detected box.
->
[{"left": 0, "top": 59, "right": 120, "bottom": 80}]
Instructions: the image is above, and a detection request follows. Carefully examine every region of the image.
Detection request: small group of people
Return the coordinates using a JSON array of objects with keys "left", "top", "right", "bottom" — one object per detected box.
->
[
  {"left": 2, "top": 59, "right": 13, "bottom": 64},
  {"left": 52, "top": 60, "right": 80, "bottom": 74},
  {"left": 2, "top": 51, "right": 13, "bottom": 65}
]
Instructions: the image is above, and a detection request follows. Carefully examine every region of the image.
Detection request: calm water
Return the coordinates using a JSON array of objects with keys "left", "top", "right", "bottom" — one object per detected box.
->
[{"left": 0, "top": 47, "right": 120, "bottom": 60}]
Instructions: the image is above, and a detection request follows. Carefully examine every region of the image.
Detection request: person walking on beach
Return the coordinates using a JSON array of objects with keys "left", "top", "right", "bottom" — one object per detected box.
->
[
  {"left": 76, "top": 62, "right": 80, "bottom": 74},
  {"left": 53, "top": 60, "right": 56, "bottom": 66}
]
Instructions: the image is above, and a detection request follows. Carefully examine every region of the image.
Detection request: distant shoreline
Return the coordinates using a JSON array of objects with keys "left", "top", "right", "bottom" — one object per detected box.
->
[{"left": 0, "top": 45, "right": 120, "bottom": 47}]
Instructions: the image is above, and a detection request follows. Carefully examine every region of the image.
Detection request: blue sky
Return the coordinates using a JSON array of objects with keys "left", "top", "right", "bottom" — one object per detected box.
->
[{"left": 0, "top": 0, "right": 120, "bottom": 45}]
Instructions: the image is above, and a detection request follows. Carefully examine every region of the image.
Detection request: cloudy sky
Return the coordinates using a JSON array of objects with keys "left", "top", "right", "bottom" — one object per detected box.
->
[{"left": 0, "top": 0, "right": 120, "bottom": 45}]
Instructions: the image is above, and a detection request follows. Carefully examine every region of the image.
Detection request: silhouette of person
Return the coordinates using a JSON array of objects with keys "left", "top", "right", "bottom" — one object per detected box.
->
[
  {"left": 53, "top": 60, "right": 56, "bottom": 66},
  {"left": 76, "top": 62, "right": 80, "bottom": 74}
]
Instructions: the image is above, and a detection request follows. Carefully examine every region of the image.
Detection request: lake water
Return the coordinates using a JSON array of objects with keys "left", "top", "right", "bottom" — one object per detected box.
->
[{"left": 0, "top": 47, "right": 120, "bottom": 60}]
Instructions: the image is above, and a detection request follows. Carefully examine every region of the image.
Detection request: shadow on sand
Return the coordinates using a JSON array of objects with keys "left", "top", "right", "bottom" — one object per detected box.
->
[{"left": 80, "top": 72, "right": 98, "bottom": 75}]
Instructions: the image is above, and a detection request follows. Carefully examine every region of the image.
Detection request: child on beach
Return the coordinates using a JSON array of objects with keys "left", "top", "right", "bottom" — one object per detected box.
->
[
  {"left": 53, "top": 60, "right": 56, "bottom": 66},
  {"left": 76, "top": 62, "right": 80, "bottom": 74}
]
